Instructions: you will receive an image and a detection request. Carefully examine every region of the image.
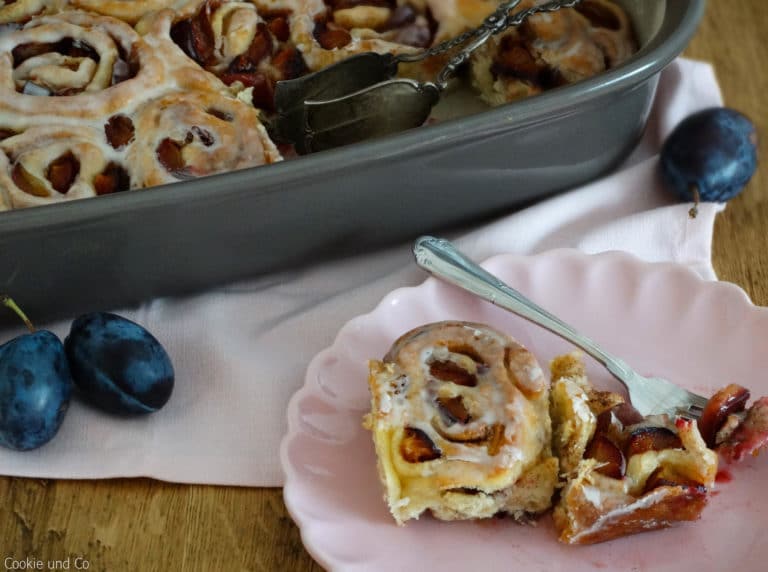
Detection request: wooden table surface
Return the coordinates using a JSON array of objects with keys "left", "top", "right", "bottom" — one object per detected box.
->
[{"left": 2, "top": 2, "right": 766, "bottom": 570}]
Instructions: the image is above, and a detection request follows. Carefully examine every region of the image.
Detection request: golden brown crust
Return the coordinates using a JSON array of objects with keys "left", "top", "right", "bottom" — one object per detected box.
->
[
  {"left": 549, "top": 353, "right": 718, "bottom": 545},
  {"left": 554, "top": 476, "right": 708, "bottom": 545}
]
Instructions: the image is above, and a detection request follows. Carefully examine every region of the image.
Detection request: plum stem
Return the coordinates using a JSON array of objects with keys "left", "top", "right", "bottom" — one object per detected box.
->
[
  {"left": 0, "top": 295, "right": 35, "bottom": 333},
  {"left": 688, "top": 184, "right": 700, "bottom": 219}
]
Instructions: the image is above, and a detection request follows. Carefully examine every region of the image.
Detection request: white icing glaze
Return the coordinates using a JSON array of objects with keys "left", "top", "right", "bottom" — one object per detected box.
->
[{"left": 0, "top": 8, "right": 282, "bottom": 209}]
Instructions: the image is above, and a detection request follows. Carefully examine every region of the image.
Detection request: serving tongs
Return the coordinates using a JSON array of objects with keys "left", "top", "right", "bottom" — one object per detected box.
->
[{"left": 270, "top": 0, "right": 582, "bottom": 154}]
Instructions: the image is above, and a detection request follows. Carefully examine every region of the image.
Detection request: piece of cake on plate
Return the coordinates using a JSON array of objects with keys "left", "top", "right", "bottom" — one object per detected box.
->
[{"left": 550, "top": 352, "right": 719, "bottom": 545}]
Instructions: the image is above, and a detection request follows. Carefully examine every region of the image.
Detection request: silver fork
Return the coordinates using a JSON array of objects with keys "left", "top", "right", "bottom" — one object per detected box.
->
[{"left": 413, "top": 236, "right": 710, "bottom": 419}]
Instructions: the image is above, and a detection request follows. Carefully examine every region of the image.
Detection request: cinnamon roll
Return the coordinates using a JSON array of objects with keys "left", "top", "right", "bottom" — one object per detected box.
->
[
  {"left": 470, "top": 0, "right": 636, "bottom": 106},
  {"left": 291, "top": 0, "right": 495, "bottom": 80},
  {"left": 0, "top": 124, "right": 131, "bottom": 208},
  {"left": 154, "top": 0, "right": 309, "bottom": 112},
  {"left": 0, "top": 11, "right": 168, "bottom": 120},
  {"left": 125, "top": 90, "right": 281, "bottom": 188},
  {"left": 549, "top": 353, "right": 718, "bottom": 545},
  {"left": 364, "top": 321, "right": 558, "bottom": 524}
]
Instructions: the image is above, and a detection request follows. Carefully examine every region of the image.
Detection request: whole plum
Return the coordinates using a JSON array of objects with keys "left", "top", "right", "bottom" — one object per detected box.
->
[
  {"left": 660, "top": 107, "right": 757, "bottom": 205},
  {"left": 64, "top": 312, "right": 174, "bottom": 415},
  {"left": 0, "top": 330, "right": 73, "bottom": 451}
]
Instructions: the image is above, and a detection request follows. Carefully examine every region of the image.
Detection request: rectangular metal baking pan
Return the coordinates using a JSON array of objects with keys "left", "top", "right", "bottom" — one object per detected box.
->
[{"left": 0, "top": 0, "right": 705, "bottom": 323}]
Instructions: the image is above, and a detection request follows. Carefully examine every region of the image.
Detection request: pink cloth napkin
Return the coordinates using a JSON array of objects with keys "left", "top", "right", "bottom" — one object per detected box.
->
[{"left": 0, "top": 58, "right": 725, "bottom": 486}]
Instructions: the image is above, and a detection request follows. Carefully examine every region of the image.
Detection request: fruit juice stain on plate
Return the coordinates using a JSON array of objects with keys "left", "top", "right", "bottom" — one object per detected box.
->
[{"left": 716, "top": 468, "right": 733, "bottom": 483}]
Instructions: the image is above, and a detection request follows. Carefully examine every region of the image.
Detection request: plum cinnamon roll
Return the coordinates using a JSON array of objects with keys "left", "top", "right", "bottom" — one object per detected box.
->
[
  {"left": 549, "top": 353, "right": 718, "bottom": 545},
  {"left": 0, "top": 124, "right": 132, "bottom": 209},
  {"left": 364, "top": 321, "right": 558, "bottom": 524},
  {"left": 153, "top": 0, "right": 309, "bottom": 112},
  {"left": 291, "top": 0, "right": 487, "bottom": 80},
  {"left": 125, "top": 90, "right": 281, "bottom": 188},
  {"left": 470, "top": 0, "right": 636, "bottom": 106},
  {"left": 0, "top": 11, "right": 167, "bottom": 119}
]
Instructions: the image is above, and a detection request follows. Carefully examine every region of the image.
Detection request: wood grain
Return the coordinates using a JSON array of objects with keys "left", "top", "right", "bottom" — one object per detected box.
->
[
  {"left": 1, "top": 2, "right": 766, "bottom": 570},
  {"left": 690, "top": 1, "right": 768, "bottom": 304}
]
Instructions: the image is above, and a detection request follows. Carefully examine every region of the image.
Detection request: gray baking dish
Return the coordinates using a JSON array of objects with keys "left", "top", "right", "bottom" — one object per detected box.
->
[{"left": 0, "top": 0, "right": 705, "bottom": 322}]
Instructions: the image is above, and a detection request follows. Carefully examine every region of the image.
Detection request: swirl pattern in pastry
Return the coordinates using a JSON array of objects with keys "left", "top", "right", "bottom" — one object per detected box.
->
[
  {"left": 125, "top": 89, "right": 281, "bottom": 188},
  {"left": 0, "top": 11, "right": 168, "bottom": 119},
  {"left": 365, "top": 321, "right": 558, "bottom": 524},
  {"left": 0, "top": 124, "right": 131, "bottom": 208}
]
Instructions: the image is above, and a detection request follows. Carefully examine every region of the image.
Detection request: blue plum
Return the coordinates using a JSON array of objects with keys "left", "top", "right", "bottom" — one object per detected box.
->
[
  {"left": 64, "top": 312, "right": 174, "bottom": 415},
  {"left": 661, "top": 107, "right": 757, "bottom": 203},
  {"left": 0, "top": 330, "right": 73, "bottom": 451}
]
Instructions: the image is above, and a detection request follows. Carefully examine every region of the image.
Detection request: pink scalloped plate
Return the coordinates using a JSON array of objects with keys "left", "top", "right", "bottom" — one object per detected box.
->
[{"left": 280, "top": 250, "right": 768, "bottom": 572}]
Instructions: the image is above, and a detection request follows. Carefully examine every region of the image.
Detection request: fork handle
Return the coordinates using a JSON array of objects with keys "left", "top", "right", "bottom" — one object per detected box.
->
[{"left": 413, "top": 236, "right": 636, "bottom": 381}]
